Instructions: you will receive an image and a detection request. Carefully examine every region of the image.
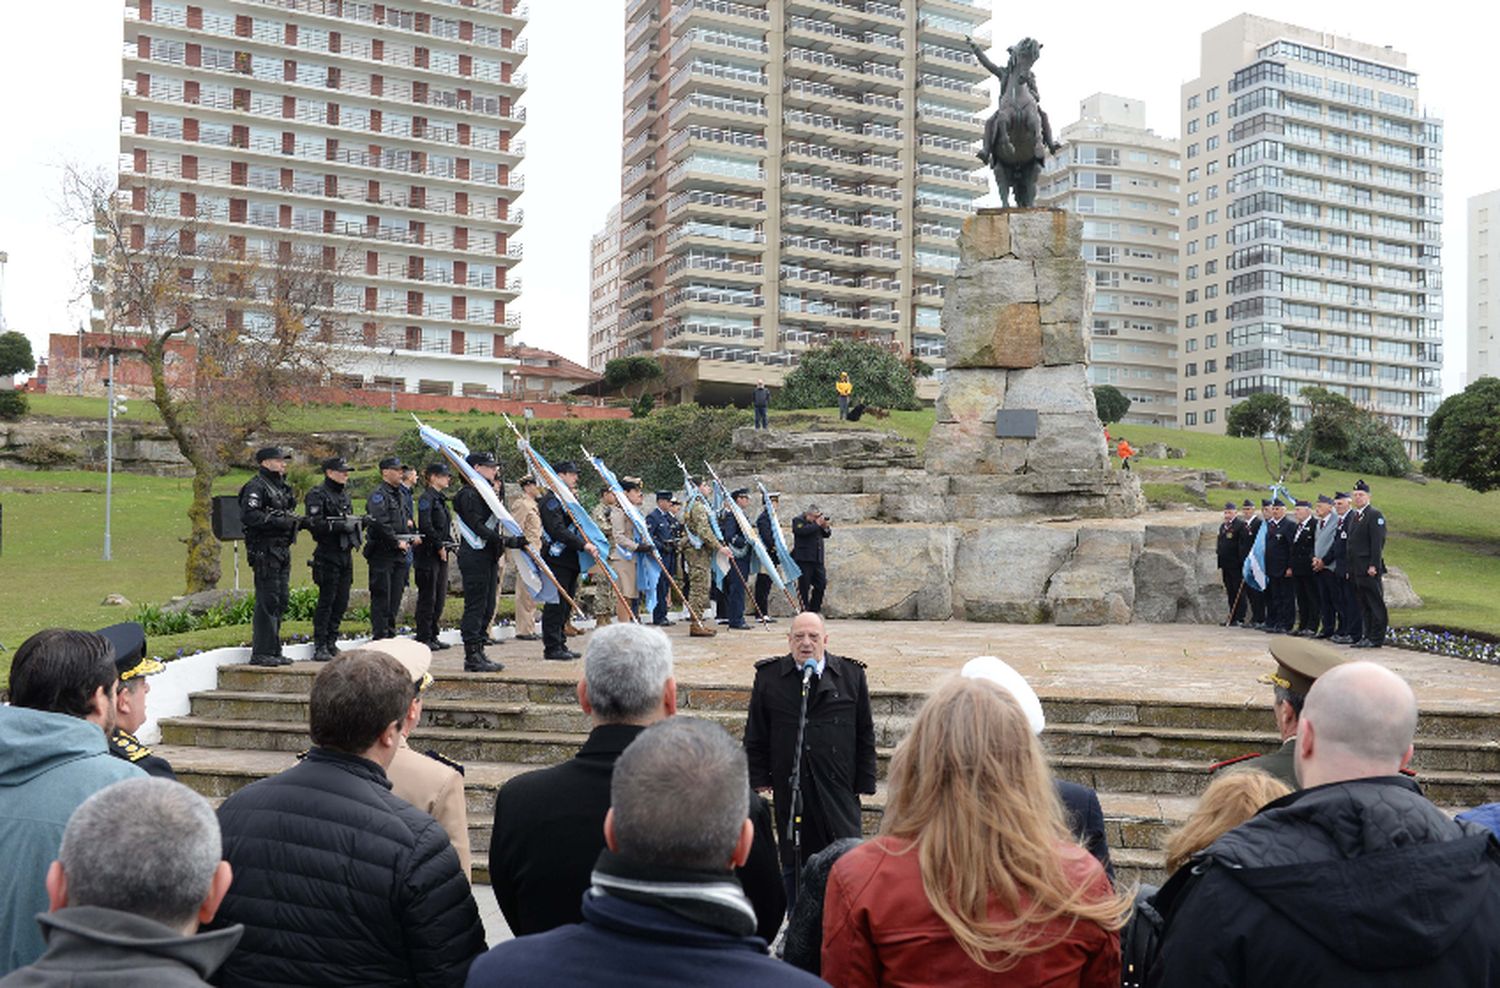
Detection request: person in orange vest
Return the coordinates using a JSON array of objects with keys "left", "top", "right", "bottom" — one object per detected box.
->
[
  {"left": 835, "top": 372, "right": 853, "bottom": 420},
  {"left": 1116, "top": 437, "right": 1135, "bottom": 471}
]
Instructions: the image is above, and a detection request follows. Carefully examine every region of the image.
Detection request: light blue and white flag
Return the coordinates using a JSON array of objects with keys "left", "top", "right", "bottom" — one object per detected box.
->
[
  {"left": 677, "top": 458, "right": 728, "bottom": 588},
  {"left": 583, "top": 448, "right": 663, "bottom": 615},
  {"left": 757, "top": 482, "right": 802, "bottom": 585},
  {"left": 517, "top": 436, "right": 617, "bottom": 582}
]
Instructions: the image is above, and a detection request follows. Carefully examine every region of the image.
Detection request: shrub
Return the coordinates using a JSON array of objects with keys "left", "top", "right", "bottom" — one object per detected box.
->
[
  {"left": 1424, "top": 378, "right": 1500, "bottom": 493},
  {"left": 1093, "top": 385, "right": 1131, "bottom": 424},
  {"left": 0, "top": 391, "right": 28, "bottom": 421},
  {"left": 774, "top": 340, "right": 921, "bottom": 411}
]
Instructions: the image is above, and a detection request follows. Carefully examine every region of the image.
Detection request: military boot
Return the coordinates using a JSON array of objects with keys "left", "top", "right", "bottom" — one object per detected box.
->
[
  {"left": 690, "top": 621, "right": 717, "bottom": 638},
  {"left": 312, "top": 642, "right": 335, "bottom": 662},
  {"left": 463, "top": 642, "right": 504, "bottom": 673}
]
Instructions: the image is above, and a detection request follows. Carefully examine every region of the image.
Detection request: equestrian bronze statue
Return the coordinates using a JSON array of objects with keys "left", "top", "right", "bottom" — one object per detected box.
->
[{"left": 968, "top": 36, "right": 1062, "bottom": 208}]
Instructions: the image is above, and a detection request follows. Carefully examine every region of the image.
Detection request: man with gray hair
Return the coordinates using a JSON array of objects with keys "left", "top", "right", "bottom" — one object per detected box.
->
[
  {"left": 1156, "top": 661, "right": 1500, "bottom": 986},
  {"left": 488, "top": 624, "right": 784, "bottom": 940},
  {"left": 0, "top": 778, "right": 238, "bottom": 986},
  {"left": 469, "top": 719, "right": 822, "bottom": 987}
]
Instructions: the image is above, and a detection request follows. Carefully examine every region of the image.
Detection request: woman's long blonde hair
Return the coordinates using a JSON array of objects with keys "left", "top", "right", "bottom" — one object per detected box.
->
[
  {"left": 880, "top": 676, "right": 1132, "bottom": 971},
  {"left": 1163, "top": 769, "right": 1290, "bottom": 873}
]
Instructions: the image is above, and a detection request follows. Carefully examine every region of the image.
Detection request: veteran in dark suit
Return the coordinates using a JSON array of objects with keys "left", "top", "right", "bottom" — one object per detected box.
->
[
  {"left": 1216, "top": 502, "right": 1250, "bottom": 625},
  {"left": 1345, "top": 479, "right": 1389, "bottom": 649},
  {"left": 487, "top": 624, "right": 785, "bottom": 941}
]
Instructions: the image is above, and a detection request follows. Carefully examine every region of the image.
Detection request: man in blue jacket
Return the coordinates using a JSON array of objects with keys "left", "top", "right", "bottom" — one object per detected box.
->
[
  {"left": 0, "top": 629, "right": 144, "bottom": 973},
  {"left": 468, "top": 717, "right": 822, "bottom": 987}
]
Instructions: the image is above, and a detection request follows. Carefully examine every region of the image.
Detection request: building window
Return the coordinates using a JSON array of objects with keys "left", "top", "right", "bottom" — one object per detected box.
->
[
  {"left": 1187, "top": 240, "right": 1198, "bottom": 255},
  {"left": 1186, "top": 264, "right": 1199, "bottom": 279},
  {"left": 1187, "top": 118, "right": 1200, "bottom": 134},
  {"left": 1207, "top": 86, "right": 1219, "bottom": 102},
  {"left": 1185, "top": 314, "right": 1199, "bottom": 328},
  {"left": 1186, "top": 338, "right": 1198, "bottom": 352},
  {"left": 1186, "top": 362, "right": 1198, "bottom": 377},
  {"left": 1205, "top": 235, "right": 1218, "bottom": 250},
  {"left": 1187, "top": 167, "right": 1200, "bottom": 182},
  {"left": 1186, "top": 411, "right": 1198, "bottom": 426},
  {"left": 1206, "top": 136, "right": 1220, "bottom": 151},
  {"left": 1205, "top": 260, "right": 1218, "bottom": 274},
  {"left": 1204, "top": 310, "right": 1219, "bottom": 324},
  {"left": 1205, "top": 359, "right": 1218, "bottom": 373},
  {"left": 1187, "top": 94, "right": 1201, "bottom": 109},
  {"left": 1187, "top": 143, "right": 1199, "bottom": 158},
  {"left": 1185, "top": 387, "right": 1198, "bottom": 401},
  {"left": 1206, "top": 334, "right": 1218, "bottom": 349},
  {"left": 1187, "top": 216, "right": 1199, "bottom": 231},
  {"left": 1187, "top": 192, "right": 1200, "bottom": 206},
  {"left": 1185, "top": 289, "right": 1199, "bottom": 303},
  {"left": 1207, "top": 110, "right": 1220, "bottom": 126},
  {"left": 1206, "top": 184, "right": 1219, "bottom": 200},
  {"left": 1205, "top": 384, "right": 1218, "bottom": 398},
  {"left": 1205, "top": 284, "right": 1219, "bottom": 298},
  {"left": 1205, "top": 408, "right": 1217, "bottom": 424}
]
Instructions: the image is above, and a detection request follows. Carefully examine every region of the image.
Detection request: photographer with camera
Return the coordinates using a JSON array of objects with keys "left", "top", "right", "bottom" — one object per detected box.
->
[
  {"left": 239, "top": 446, "right": 304, "bottom": 667},
  {"left": 366, "top": 456, "right": 420, "bottom": 642},
  {"left": 414, "top": 462, "right": 457, "bottom": 652},
  {"left": 304, "top": 456, "right": 362, "bottom": 662},
  {"left": 791, "top": 504, "right": 832, "bottom": 613}
]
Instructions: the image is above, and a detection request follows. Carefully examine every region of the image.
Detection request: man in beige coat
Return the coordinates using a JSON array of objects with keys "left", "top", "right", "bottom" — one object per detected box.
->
[
  {"left": 359, "top": 638, "right": 472, "bottom": 880},
  {"left": 511, "top": 476, "right": 544, "bottom": 641},
  {"left": 609, "top": 479, "right": 645, "bottom": 622}
]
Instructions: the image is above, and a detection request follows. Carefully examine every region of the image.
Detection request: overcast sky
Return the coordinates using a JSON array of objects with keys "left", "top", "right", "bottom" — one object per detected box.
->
[{"left": 0, "top": 1, "right": 1493, "bottom": 393}]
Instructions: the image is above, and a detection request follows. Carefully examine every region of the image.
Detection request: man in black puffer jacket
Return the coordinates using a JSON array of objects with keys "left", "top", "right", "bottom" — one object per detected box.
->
[
  {"left": 207, "top": 651, "right": 485, "bottom": 987},
  {"left": 1154, "top": 661, "right": 1500, "bottom": 988}
]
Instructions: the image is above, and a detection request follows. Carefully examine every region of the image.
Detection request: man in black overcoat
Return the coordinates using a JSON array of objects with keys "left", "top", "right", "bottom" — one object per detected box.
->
[{"left": 1346, "top": 479, "right": 1389, "bottom": 649}]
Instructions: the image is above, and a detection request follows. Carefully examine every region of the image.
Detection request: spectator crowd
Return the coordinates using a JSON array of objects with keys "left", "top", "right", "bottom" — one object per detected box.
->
[{"left": 3, "top": 616, "right": 1500, "bottom": 988}]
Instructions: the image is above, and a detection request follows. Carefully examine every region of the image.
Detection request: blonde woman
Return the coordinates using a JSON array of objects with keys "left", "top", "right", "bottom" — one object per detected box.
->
[
  {"left": 1120, "top": 769, "right": 1291, "bottom": 988},
  {"left": 822, "top": 676, "right": 1129, "bottom": 987}
]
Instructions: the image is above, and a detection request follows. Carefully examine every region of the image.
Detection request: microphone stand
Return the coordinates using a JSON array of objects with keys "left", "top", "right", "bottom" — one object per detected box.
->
[{"left": 787, "top": 662, "right": 814, "bottom": 902}]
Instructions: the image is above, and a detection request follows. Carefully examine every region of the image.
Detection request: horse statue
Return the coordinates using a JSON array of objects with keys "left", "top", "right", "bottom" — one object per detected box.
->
[{"left": 968, "top": 36, "right": 1061, "bottom": 208}]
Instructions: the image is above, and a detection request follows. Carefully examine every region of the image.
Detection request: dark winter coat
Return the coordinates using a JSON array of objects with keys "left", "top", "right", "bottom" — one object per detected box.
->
[
  {"left": 208, "top": 747, "right": 485, "bottom": 988},
  {"left": 1346, "top": 505, "right": 1388, "bottom": 575},
  {"left": 488, "top": 723, "right": 786, "bottom": 942},
  {"left": 1289, "top": 516, "right": 1318, "bottom": 577},
  {"left": 0, "top": 907, "right": 240, "bottom": 988},
  {"left": 743, "top": 653, "right": 877, "bottom": 867},
  {"left": 1216, "top": 517, "right": 1249, "bottom": 569},
  {"left": 1153, "top": 775, "right": 1500, "bottom": 987},
  {"left": 790, "top": 516, "right": 830, "bottom": 565}
]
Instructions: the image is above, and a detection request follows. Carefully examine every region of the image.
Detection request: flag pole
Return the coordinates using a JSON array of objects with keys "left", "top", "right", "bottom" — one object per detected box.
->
[{"left": 701, "top": 460, "right": 770, "bottom": 629}]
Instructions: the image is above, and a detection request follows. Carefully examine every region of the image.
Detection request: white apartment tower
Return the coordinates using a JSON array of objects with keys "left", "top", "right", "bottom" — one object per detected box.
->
[
  {"left": 1180, "top": 15, "right": 1442, "bottom": 457},
  {"left": 618, "top": 0, "right": 992, "bottom": 401},
  {"left": 117, "top": 0, "right": 527, "bottom": 398},
  {"left": 1040, "top": 94, "right": 1182, "bottom": 425},
  {"left": 589, "top": 204, "right": 623, "bottom": 372},
  {"left": 1469, "top": 189, "right": 1500, "bottom": 385}
]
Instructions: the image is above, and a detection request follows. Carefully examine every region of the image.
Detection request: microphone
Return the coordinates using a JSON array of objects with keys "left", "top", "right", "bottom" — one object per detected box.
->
[{"left": 801, "top": 662, "right": 816, "bottom": 687}]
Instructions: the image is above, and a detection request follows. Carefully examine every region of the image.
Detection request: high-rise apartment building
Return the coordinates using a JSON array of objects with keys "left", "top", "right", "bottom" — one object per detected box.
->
[
  {"left": 116, "top": 0, "right": 527, "bottom": 398},
  {"left": 1179, "top": 14, "right": 1442, "bottom": 457},
  {"left": 1040, "top": 94, "right": 1181, "bottom": 425},
  {"left": 1469, "top": 189, "right": 1500, "bottom": 385},
  {"left": 588, "top": 204, "right": 623, "bottom": 372},
  {"left": 617, "top": 0, "right": 991, "bottom": 401}
]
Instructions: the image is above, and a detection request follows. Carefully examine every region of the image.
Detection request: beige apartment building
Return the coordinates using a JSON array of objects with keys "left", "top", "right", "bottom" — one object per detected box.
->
[
  {"left": 617, "top": 0, "right": 991, "bottom": 403},
  {"left": 588, "top": 203, "right": 623, "bottom": 372},
  {"left": 1179, "top": 14, "right": 1443, "bottom": 458},
  {"left": 116, "top": 0, "right": 527, "bottom": 397},
  {"left": 1469, "top": 189, "right": 1499, "bottom": 385},
  {"left": 1040, "top": 93, "right": 1182, "bottom": 426}
]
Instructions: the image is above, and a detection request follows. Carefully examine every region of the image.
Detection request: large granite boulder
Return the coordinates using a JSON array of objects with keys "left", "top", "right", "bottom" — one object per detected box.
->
[
  {"left": 823, "top": 525, "right": 955, "bottom": 621},
  {"left": 1132, "top": 523, "right": 1223, "bottom": 623},
  {"left": 1384, "top": 565, "right": 1423, "bottom": 609},
  {"left": 953, "top": 525, "right": 1077, "bottom": 622},
  {"left": 1046, "top": 529, "right": 1142, "bottom": 625}
]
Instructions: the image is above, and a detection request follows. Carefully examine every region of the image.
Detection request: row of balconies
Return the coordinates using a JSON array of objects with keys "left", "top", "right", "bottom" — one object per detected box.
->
[
  {"left": 667, "top": 189, "right": 766, "bottom": 215},
  {"left": 783, "top": 142, "right": 899, "bottom": 173},
  {"left": 786, "top": 14, "right": 902, "bottom": 51},
  {"left": 783, "top": 169, "right": 900, "bottom": 202},
  {"left": 235, "top": 0, "right": 528, "bottom": 34}
]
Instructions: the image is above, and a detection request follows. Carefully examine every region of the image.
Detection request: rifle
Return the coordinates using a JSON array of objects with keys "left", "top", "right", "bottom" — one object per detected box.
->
[{"left": 502, "top": 414, "right": 637, "bottom": 622}]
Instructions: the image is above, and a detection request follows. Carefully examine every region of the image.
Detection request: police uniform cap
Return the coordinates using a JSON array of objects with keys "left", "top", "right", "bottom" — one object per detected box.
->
[
  {"left": 623, "top": 475, "right": 643, "bottom": 487},
  {"left": 554, "top": 460, "right": 580, "bottom": 475},
  {"left": 655, "top": 490, "right": 674, "bottom": 502},
  {"left": 378, "top": 456, "right": 404, "bottom": 471},
  {"left": 1334, "top": 491, "right": 1352, "bottom": 500},
  {"left": 1242, "top": 499, "right": 1254, "bottom": 508},
  {"left": 1260, "top": 498, "right": 1272, "bottom": 507},
  {"left": 255, "top": 446, "right": 288, "bottom": 463},
  {"left": 620, "top": 479, "right": 641, "bottom": 493},
  {"left": 1259, "top": 635, "right": 1345, "bottom": 696},
  {"left": 424, "top": 461, "right": 451, "bottom": 476},
  {"left": 321, "top": 456, "right": 351, "bottom": 473},
  {"left": 96, "top": 622, "right": 164, "bottom": 682},
  {"left": 1354, "top": 479, "right": 1371, "bottom": 493},
  {"left": 768, "top": 491, "right": 781, "bottom": 499},
  {"left": 1224, "top": 501, "right": 1237, "bottom": 510},
  {"left": 359, "top": 638, "right": 434, "bottom": 693},
  {"left": 465, "top": 451, "right": 497, "bottom": 468},
  {"left": 519, "top": 475, "right": 537, "bottom": 487},
  {"left": 669, "top": 494, "right": 682, "bottom": 505},
  {"left": 1318, "top": 494, "right": 1335, "bottom": 505},
  {"left": 1295, "top": 499, "right": 1311, "bottom": 508},
  {"left": 730, "top": 487, "right": 750, "bottom": 499}
]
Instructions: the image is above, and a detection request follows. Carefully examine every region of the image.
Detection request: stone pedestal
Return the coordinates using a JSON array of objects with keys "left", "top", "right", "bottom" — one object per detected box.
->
[{"left": 925, "top": 209, "right": 1138, "bottom": 516}]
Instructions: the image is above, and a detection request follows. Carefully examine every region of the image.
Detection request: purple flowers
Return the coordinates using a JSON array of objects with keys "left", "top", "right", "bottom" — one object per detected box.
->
[{"left": 1388, "top": 626, "right": 1500, "bottom": 664}]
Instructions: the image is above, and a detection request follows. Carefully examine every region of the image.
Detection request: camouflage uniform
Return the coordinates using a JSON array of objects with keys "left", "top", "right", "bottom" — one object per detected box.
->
[
  {"left": 588, "top": 500, "right": 615, "bottom": 621},
  {"left": 683, "top": 496, "right": 722, "bottom": 621}
]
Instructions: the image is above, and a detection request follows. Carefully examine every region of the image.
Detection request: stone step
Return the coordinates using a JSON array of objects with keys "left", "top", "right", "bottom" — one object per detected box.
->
[{"left": 207, "top": 665, "right": 1500, "bottom": 741}]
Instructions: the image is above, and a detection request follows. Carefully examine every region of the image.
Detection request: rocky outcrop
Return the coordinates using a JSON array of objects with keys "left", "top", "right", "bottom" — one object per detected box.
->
[
  {"left": 822, "top": 526, "right": 955, "bottom": 621},
  {"left": 1385, "top": 565, "right": 1423, "bottom": 609}
]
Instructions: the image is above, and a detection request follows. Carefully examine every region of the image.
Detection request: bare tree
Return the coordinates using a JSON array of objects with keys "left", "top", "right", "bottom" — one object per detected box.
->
[{"left": 63, "top": 163, "right": 355, "bottom": 592}]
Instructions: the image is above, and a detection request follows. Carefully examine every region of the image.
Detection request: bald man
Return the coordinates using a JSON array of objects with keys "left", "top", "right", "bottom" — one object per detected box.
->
[
  {"left": 1155, "top": 662, "right": 1500, "bottom": 986},
  {"left": 743, "top": 612, "right": 876, "bottom": 913}
]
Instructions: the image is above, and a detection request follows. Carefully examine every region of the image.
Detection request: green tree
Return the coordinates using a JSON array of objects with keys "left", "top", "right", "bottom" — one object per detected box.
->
[
  {"left": 1092, "top": 385, "right": 1131, "bottom": 424},
  {"left": 1288, "top": 386, "right": 1411, "bottom": 478},
  {"left": 774, "top": 339, "right": 921, "bottom": 411},
  {"left": 0, "top": 331, "right": 35, "bottom": 378},
  {"left": 604, "top": 355, "right": 664, "bottom": 402},
  {"left": 1425, "top": 377, "right": 1500, "bottom": 493},
  {"left": 1227, "top": 392, "right": 1294, "bottom": 480}
]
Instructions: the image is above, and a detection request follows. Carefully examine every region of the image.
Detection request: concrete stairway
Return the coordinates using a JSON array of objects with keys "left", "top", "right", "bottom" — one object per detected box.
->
[{"left": 157, "top": 665, "right": 1500, "bottom": 887}]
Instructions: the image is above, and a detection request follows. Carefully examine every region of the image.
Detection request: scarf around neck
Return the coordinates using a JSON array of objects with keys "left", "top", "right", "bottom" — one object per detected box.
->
[{"left": 589, "top": 849, "right": 758, "bottom": 939}]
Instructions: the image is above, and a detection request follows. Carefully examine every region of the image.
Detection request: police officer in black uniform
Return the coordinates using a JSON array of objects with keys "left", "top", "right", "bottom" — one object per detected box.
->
[
  {"left": 454, "top": 451, "right": 520, "bottom": 672},
  {"left": 1216, "top": 501, "right": 1249, "bottom": 625},
  {"left": 415, "top": 461, "right": 455, "bottom": 651},
  {"left": 97, "top": 622, "right": 176, "bottom": 780},
  {"left": 540, "top": 461, "right": 599, "bottom": 661},
  {"left": 718, "top": 488, "right": 753, "bottom": 631},
  {"left": 239, "top": 446, "right": 302, "bottom": 666},
  {"left": 645, "top": 491, "right": 681, "bottom": 627},
  {"left": 365, "top": 455, "right": 417, "bottom": 640},
  {"left": 304, "top": 455, "right": 360, "bottom": 661}
]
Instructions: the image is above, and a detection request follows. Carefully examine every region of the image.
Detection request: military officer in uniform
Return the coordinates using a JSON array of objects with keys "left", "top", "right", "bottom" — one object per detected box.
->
[
  {"left": 1328, "top": 491, "right": 1363, "bottom": 644},
  {"left": 1311, "top": 494, "right": 1340, "bottom": 639},
  {"left": 589, "top": 487, "right": 619, "bottom": 629},
  {"left": 414, "top": 462, "right": 455, "bottom": 651},
  {"left": 1263, "top": 499, "right": 1296, "bottom": 633},
  {"left": 1288, "top": 499, "right": 1320, "bottom": 636},
  {"left": 645, "top": 490, "right": 681, "bottom": 627},
  {"left": 365, "top": 456, "right": 417, "bottom": 640},
  {"left": 362, "top": 638, "right": 472, "bottom": 879},
  {"left": 681, "top": 478, "right": 724, "bottom": 638},
  {"left": 453, "top": 451, "right": 517, "bottom": 673},
  {"left": 1209, "top": 635, "right": 1345, "bottom": 789},
  {"left": 1216, "top": 502, "right": 1249, "bottom": 625},
  {"left": 304, "top": 455, "right": 360, "bottom": 661},
  {"left": 239, "top": 446, "right": 302, "bottom": 666},
  {"left": 744, "top": 611, "right": 877, "bottom": 910},
  {"left": 540, "top": 461, "right": 600, "bottom": 661},
  {"left": 98, "top": 622, "right": 175, "bottom": 779},
  {"left": 718, "top": 488, "right": 754, "bottom": 631},
  {"left": 753, "top": 491, "right": 782, "bottom": 624},
  {"left": 1347, "top": 479, "right": 1389, "bottom": 649},
  {"left": 511, "top": 476, "right": 544, "bottom": 641}
]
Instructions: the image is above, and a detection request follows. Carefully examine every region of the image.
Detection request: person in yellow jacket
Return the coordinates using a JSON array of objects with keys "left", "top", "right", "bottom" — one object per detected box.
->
[{"left": 836, "top": 372, "right": 853, "bottom": 419}]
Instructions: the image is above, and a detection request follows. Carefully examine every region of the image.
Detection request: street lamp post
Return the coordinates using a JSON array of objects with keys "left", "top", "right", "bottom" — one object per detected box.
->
[{"left": 104, "top": 353, "right": 116, "bottom": 561}]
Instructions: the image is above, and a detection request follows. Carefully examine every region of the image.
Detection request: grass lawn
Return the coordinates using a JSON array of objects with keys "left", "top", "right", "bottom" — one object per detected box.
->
[{"left": 0, "top": 468, "right": 503, "bottom": 686}]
